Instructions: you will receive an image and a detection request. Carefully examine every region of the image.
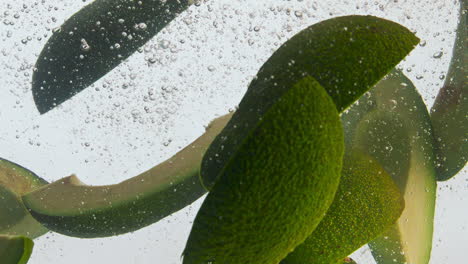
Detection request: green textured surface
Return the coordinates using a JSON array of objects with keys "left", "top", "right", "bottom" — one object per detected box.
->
[
  {"left": 0, "top": 235, "right": 34, "bottom": 264},
  {"left": 0, "top": 158, "right": 48, "bottom": 238},
  {"left": 201, "top": 15, "right": 420, "bottom": 190},
  {"left": 341, "top": 70, "right": 437, "bottom": 264},
  {"left": 32, "top": 0, "right": 193, "bottom": 114},
  {"left": 281, "top": 151, "right": 404, "bottom": 264},
  {"left": 22, "top": 114, "right": 232, "bottom": 238},
  {"left": 183, "top": 76, "right": 343, "bottom": 264},
  {"left": 430, "top": 1, "right": 467, "bottom": 181}
]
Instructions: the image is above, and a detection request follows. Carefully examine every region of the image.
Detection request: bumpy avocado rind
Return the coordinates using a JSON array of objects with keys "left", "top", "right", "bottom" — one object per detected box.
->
[
  {"left": 200, "top": 15, "right": 420, "bottom": 190},
  {"left": 0, "top": 235, "right": 34, "bottom": 264},
  {"left": 22, "top": 113, "right": 232, "bottom": 238},
  {"left": 341, "top": 70, "right": 437, "bottom": 264},
  {"left": 183, "top": 77, "right": 344, "bottom": 264},
  {"left": 281, "top": 151, "right": 404, "bottom": 264},
  {"left": 184, "top": 16, "right": 418, "bottom": 264},
  {"left": 0, "top": 159, "right": 48, "bottom": 238},
  {"left": 430, "top": 0, "right": 467, "bottom": 181},
  {"left": 32, "top": 0, "right": 194, "bottom": 114}
]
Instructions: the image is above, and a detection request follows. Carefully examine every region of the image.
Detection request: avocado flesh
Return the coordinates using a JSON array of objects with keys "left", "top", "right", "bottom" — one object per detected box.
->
[
  {"left": 341, "top": 69, "right": 437, "bottom": 264},
  {"left": 200, "top": 15, "right": 420, "bottom": 190},
  {"left": 430, "top": 0, "right": 467, "bottom": 181},
  {"left": 280, "top": 151, "right": 404, "bottom": 264},
  {"left": 32, "top": 0, "right": 194, "bottom": 114},
  {"left": 0, "top": 235, "right": 34, "bottom": 264},
  {"left": 0, "top": 159, "right": 48, "bottom": 238},
  {"left": 22, "top": 113, "right": 232, "bottom": 238}
]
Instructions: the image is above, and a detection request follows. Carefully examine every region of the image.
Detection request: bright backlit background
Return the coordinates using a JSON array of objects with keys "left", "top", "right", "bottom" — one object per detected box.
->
[{"left": 0, "top": 0, "right": 466, "bottom": 263}]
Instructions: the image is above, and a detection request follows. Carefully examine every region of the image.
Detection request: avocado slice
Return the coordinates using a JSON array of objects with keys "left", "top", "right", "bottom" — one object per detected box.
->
[
  {"left": 430, "top": 0, "right": 467, "bottom": 181},
  {"left": 200, "top": 15, "right": 420, "bottom": 190},
  {"left": 0, "top": 235, "right": 34, "bottom": 264},
  {"left": 183, "top": 76, "right": 344, "bottom": 264},
  {"left": 341, "top": 69, "right": 437, "bottom": 264},
  {"left": 0, "top": 159, "right": 48, "bottom": 238},
  {"left": 280, "top": 151, "right": 404, "bottom": 264},
  {"left": 32, "top": 0, "right": 195, "bottom": 113},
  {"left": 22, "top": 113, "right": 232, "bottom": 238},
  {"left": 183, "top": 16, "right": 418, "bottom": 264}
]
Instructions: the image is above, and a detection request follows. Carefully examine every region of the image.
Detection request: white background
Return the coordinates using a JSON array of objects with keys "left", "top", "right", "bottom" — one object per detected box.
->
[{"left": 0, "top": 0, "right": 466, "bottom": 263}]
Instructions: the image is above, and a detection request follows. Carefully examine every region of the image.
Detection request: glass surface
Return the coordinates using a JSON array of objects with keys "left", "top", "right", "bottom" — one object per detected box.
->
[{"left": 0, "top": 0, "right": 465, "bottom": 263}]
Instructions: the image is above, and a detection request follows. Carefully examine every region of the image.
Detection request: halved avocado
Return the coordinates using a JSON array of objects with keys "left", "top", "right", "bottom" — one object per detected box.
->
[
  {"left": 32, "top": 0, "right": 195, "bottom": 113},
  {"left": 430, "top": 0, "right": 467, "bottom": 181},
  {"left": 0, "top": 159, "right": 48, "bottom": 238},
  {"left": 22, "top": 113, "right": 232, "bottom": 238},
  {"left": 0, "top": 235, "right": 34, "bottom": 264},
  {"left": 341, "top": 69, "right": 437, "bottom": 264},
  {"left": 280, "top": 151, "right": 404, "bottom": 264}
]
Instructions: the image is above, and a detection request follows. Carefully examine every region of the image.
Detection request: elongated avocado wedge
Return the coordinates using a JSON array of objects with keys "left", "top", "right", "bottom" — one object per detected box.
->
[
  {"left": 201, "top": 15, "right": 420, "bottom": 190},
  {"left": 22, "top": 113, "right": 232, "bottom": 238},
  {"left": 0, "top": 235, "right": 34, "bottom": 264},
  {"left": 32, "top": 0, "right": 195, "bottom": 114},
  {"left": 280, "top": 151, "right": 404, "bottom": 264},
  {"left": 183, "top": 76, "right": 344, "bottom": 264},
  {"left": 0, "top": 159, "right": 48, "bottom": 238},
  {"left": 430, "top": 1, "right": 467, "bottom": 181},
  {"left": 341, "top": 69, "right": 437, "bottom": 264}
]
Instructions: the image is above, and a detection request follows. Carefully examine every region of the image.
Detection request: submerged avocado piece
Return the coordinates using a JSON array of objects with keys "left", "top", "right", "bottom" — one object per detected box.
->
[
  {"left": 32, "top": 0, "right": 194, "bottom": 114},
  {"left": 184, "top": 16, "right": 418, "bottom": 264},
  {"left": 183, "top": 77, "right": 344, "bottom": 264},
  {"left": 200, "top": 15, "right": 420, "bottom": 190},
  {"left": 430, "top": 0, "right": 467, "bottom": 181},
  {"left": 281, "top": 151, "right": 404, "bottom": 264},
  {"left": 341, "top": 69, "right": 437, "bottom": 264},
  {"left": 0, "top": 159, "right": 48, "bottom": 238},
  {"left": 0, "top": 235, "right": 34, "bottom": 264},
  {"left": 22, "top": 113, "right": 232, "bottom": 238}
]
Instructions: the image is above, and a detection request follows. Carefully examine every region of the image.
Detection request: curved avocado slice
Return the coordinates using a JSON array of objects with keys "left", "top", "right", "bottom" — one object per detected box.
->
[
  {"left": 183, "top": 16, "right": 418, "bottom": 264},
  {"left": 430, "top": 0, "right": 467, "bottom": 181},
  {"left": 32, "top": 0, "right": 195, "bottom": 114},
  {"left": 280, "top": 151, "right": 404, "bottom": 264},
  {"left": 341, "top": 69, "right": 437, "bottom": 264},
  {"left": 22, "top": 113, "right": 232, "bottom": 238},
  {"left": 0, "top": 159, "right": 48, "bottom": 238},
  {"left": 183, "top": 76, "right": 344, "bottom": 264},
  {"left": 200, "top": 15, "right": 420, "bottom": 190},
  {"left": 0, "top": 235, "right": 34, "bottom": 264}
]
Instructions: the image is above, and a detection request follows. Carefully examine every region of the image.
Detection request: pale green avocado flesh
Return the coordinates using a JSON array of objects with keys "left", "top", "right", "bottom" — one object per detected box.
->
[
  {"left": 281, "top": 151, "right": 404, "bottom": 264},
  {"left": 0, "top": 235, "right": 34, "bottom": 264},
  {"left": 0, "top": 159, "right": 48, "bottom": 238},
  {"left": 22, "top": 113, "right": 232, "bottom": 238},
  {"left": 342, "top": 69, "right": 437, "bottom": 264}
]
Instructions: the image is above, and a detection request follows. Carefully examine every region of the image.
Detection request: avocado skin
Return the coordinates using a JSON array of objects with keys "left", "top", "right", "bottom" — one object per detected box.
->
[
  {"left": 33, "top": 0, "right": 192, "bottom": 114},
  {"left": 201, "top": 15, "right": 420, "bottom": 190}
]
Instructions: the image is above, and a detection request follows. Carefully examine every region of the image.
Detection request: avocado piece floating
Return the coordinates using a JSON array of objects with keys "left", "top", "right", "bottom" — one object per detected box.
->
[
  {"left": 200, "top": 15, "right": 420, "bottom": 190},
  {"left": 341, "top": 69, "right": 437, "bottom": 264},
  {"left": 32, "top": 0, "right": 195, "bottom": 114},
  {"left": 184, "top": 16, "right": 418, "bottom": 264},
  {"left": 280, "top": 151, "right": 404, "bottom": 264},
  {"left": 0, "top": 235, "right": 34, "bottom": 264},
  {"left": 430, "top": 0, "right": 467, "bottom": 181},
  {"left": 0, "top": 159, "right": 48, "bottom": 239},
  {"left": 22, "top": 113, "right": 232, "bottom": 238},
  {"left": 183, "top": 76, "right": 344, "bottom": 264}
]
